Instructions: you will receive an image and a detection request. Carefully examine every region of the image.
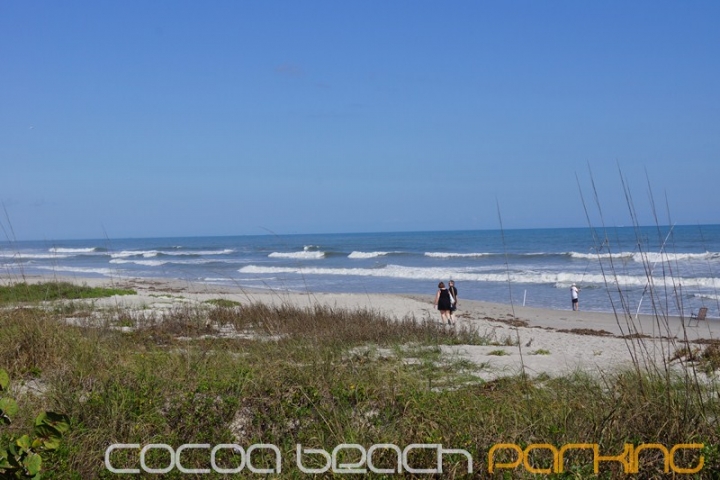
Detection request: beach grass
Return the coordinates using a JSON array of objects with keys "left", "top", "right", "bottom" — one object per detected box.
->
[
  {"left": 1, "top": 283, "right": 719, "bottom": 478},
  {"left": 0, "top": 281, "right": 135, "bottom": 304}
]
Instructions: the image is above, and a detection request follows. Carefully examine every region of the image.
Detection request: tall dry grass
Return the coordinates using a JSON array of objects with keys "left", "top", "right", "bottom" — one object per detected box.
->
[{"left": 1, "top": 294, "right": 718, "bottom": 478}]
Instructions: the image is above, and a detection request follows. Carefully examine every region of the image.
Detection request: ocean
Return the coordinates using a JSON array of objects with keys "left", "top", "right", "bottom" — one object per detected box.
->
[{"left": 2, "top": 225, "right": 719, "bottom": 317}]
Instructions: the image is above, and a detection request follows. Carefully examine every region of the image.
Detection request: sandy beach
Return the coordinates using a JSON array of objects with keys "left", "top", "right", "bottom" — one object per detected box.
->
[{"left": 7, "top": 274, "right": 719, "bottom": 381}]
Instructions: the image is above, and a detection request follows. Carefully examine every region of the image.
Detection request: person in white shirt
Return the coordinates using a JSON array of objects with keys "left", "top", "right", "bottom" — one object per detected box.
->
[{"left": 571, "top": 283, "right": 580, "bottom": 311}]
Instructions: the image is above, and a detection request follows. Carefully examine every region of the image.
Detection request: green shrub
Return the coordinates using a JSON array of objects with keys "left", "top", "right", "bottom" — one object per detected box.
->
[{"left": 0, "top": 369, "right": 70, "bottom": 479}]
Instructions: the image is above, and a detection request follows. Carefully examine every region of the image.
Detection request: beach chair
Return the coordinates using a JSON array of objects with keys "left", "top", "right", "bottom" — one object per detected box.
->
[{"left": 689, "top": 307, "right": 708, "bottom": 326}]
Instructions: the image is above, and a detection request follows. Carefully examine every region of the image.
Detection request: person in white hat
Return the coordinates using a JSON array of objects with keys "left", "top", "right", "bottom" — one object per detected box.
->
[{"left": 571, "top": 283, "right": 580, "bottom": 311}]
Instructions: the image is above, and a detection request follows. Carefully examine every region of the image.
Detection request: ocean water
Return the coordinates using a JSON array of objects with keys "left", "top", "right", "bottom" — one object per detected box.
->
[{"left": 1, "top": 225, "right": 719, "bottom": 317}]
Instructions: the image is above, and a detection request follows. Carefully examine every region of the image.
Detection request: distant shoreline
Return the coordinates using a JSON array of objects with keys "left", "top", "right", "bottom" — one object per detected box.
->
[
  {"left": 1, "top": 273, "right": 710, "bottom": 334},
  {"left": 3, "top": 226, "right": 717, "bottom": 318}
]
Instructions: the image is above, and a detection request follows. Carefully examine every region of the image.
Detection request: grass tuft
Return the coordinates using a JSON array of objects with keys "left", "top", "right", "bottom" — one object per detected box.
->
[{"left": 0, "top": 281, "right": 135, "bottom": 304}]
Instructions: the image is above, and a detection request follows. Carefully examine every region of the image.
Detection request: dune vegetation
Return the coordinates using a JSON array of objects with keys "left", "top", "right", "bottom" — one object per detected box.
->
[{"left": 1, "top": 280, "right": 718, "bottom": 478}]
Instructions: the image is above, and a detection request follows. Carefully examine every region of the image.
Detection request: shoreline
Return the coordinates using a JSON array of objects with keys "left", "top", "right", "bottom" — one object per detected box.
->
[
  {"left": 4, "top": 274, "right": 719, "bottom": 380},
  {"left": 3, "top": 225, "right": 717, "bottom": 322}
]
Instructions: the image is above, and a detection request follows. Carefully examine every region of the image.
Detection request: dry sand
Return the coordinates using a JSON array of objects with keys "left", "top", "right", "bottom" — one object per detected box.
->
[{"left": 6, "top": 275, "right": 719, "bottom": 381}]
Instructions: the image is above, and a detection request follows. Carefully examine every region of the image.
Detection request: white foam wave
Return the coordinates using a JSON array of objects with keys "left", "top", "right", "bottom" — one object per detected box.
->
[
  {"left": 240, "top": 264, "right": 418, "bottom": 278},
  {"left": 348, "top": 251, "right": 391, "bottom": 259},
  {"left": 238, "top": 264, "right": 720, "bottom": 289},
  {"left": 110, "top": 257, "right": 238, "bottom": 267},
  {"left": 570, "top": 251, "right": 635, "bottom": 260},
  {"left": 49, "top": 247, "right": 99, "bottom": 254},
  {"left": 692, "top": 293, "right": 720, "bottom": 302},
  {"left": 268, "top": 251, "right": 325, "bottom": 259},
  {"left": 570, "top": 251, "right": 720, "bottom": 263},
  {"left": 111, "top": 250, "right": 161, "bottom": 259},
  {"left": 425, "top": 252, "right": 490, "bottom": 258},
  {"left": 179, "top": 249, "right": 235, "bottom": 256},
  {"left": 110, "top": 259, "right": 168, "bottom": 267},
  {"left": 35, "top": 265, "right": 118, "bottom": 276},
  {"left": 641, "top": 252, "right": 720, "bottom": 263},
  {"left": 0, "top": 253, "right": 70, "bottom": 259},
  {"left": 110, "top": 248, "right": 234, "bottom": 259},
  {"left": 203, "top": 277, "right": 237, "bottom": 283}
]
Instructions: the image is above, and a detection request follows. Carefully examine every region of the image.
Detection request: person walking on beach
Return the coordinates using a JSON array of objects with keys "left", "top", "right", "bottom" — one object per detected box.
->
[
  {"left": 434, "top": 282, "right": 454, "bottom": 325},
  {"left": 448, "top": 280, "right": 458, "bottom": 323},
  {"left": 571, "top": 283, "right": 580, "bottom": 311}
]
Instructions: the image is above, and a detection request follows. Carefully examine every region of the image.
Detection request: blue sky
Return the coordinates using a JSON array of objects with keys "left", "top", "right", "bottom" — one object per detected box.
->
[{"left": 1, "top": 1, "right": 718, "bottom": 240}]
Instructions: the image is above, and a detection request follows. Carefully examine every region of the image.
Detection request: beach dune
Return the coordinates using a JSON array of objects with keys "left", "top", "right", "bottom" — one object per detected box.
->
[{"left": 6, "top": 274, "right": 718, "bottom": 381}]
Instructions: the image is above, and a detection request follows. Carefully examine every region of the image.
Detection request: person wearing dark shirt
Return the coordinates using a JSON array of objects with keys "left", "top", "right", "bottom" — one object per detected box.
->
[{"left": 433, "top": 282, "right": 453, "bottom": 325}]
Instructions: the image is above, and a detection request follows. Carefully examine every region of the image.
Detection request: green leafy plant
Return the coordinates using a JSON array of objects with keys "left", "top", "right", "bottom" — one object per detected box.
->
[{"left": 0, "top": 369, "right": 70, "bottom": 479}]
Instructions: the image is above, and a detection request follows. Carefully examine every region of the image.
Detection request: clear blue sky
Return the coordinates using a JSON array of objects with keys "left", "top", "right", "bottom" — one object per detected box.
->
[{"left": 1, "top": 1, "right": 718, "bottom": 241}]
